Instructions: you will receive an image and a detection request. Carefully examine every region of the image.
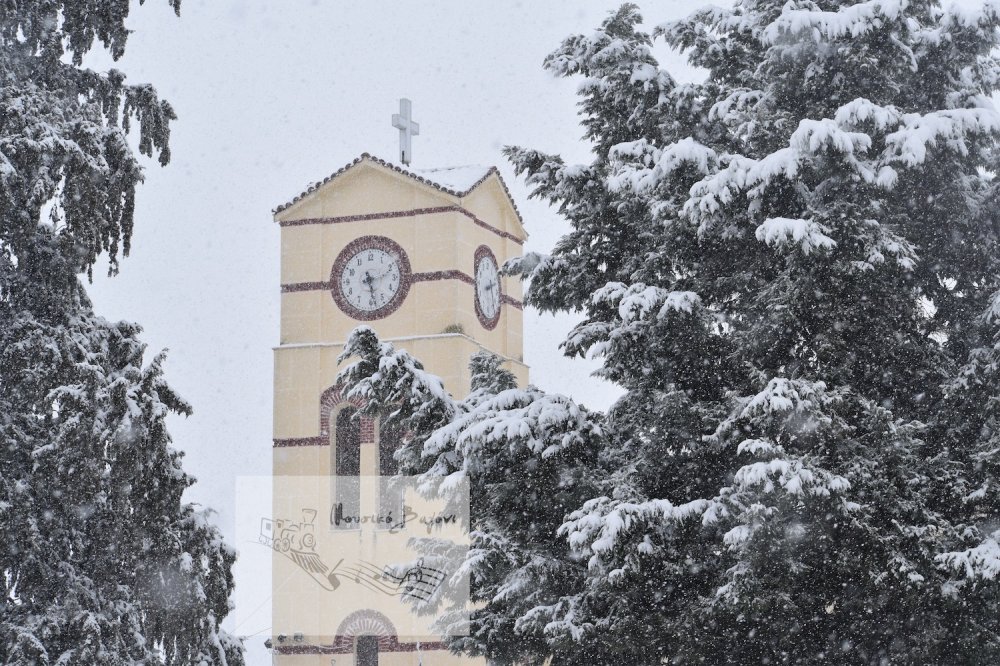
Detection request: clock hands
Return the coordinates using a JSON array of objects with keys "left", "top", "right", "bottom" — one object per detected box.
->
[
  {"left": 479, "top": 279, "right": 500, "bottom": 316},
  {"left": 335, "top": 241, "right": 408, "bottom": 315},
  {"left": 360, "top": 264, "right": 396, "bottom": 308},
  {"left": 364, "top": 264, "right": 397, "bottom": 286},
  {"left": 362, "top": 271, "right": 377, "bottom": 295}
]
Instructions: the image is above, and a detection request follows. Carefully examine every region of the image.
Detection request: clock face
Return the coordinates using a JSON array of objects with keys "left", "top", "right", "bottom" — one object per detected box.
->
[
  {"left": 474, "top": 246, "right": 501, "bottom": 329},
  {"left": 331, "top": 237, "right": 411, "bottom": 320}
]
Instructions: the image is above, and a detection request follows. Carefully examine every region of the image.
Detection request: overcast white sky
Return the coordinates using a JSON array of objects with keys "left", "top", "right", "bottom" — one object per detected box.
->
[{"left": 81, "top": 1, "right": 709, "bottom": 661}]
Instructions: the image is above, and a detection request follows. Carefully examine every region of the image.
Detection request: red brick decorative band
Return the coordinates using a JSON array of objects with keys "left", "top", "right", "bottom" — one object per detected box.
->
[
  {"left": 281, "top": 281, "right": 328, "bottom": 293},
  {"left": 278, "top": 205, "right": 524, "bottom": 245},
  {"left": 501, "top": 294, "right": 522, "bottom": 309},
  {"left": 273, "top": 153, "right": 526, "bottom": 229},
  {"left": 282, "top": 270, "right": 470, "bottom": 292},
  {"left": 272, "top": 436, "right": 326, "bottom": 448},
  {"left": 410, "top": 269, "right": 474, "bottom": 285},
  {"left": 271, "top": 609, "right": 449, "bottom": 654},
  {"left": 273, "top": 639, "right": 448, "bottom": 655},
  {"left": 280, "top": 270, "right": 523, "bottom": 310}
]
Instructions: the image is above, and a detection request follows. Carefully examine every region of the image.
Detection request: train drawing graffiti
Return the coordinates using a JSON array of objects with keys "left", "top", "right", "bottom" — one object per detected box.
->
[
  {"left": 260, "top": 508, "right": 318, "bottom": 552},
  {"left": 261, "top": 509, "right": 343, "bottom": 591}
]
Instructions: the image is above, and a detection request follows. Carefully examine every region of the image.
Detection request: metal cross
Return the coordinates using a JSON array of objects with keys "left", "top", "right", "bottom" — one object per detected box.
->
[{"left": 392, "top": 98, "right": 420, "bottom": 166}]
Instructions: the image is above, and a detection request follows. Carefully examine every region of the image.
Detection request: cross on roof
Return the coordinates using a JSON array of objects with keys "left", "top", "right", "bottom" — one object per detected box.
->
[{"left": 391, "top": 98, "right": 419, "bottom": 166}]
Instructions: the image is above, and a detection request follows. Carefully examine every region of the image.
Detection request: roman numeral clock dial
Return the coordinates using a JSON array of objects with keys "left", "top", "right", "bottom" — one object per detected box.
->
[{"left": 331, "top": 236, "right": 411, "bottom": 320}]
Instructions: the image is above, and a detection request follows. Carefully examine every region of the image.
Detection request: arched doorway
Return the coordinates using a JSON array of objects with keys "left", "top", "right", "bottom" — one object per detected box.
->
[{"left": 335, "top": 609, "right": 397, "bottom": 665}]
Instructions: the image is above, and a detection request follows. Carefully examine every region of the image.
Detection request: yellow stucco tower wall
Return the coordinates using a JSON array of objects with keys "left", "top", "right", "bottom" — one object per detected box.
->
[{"left": 270, "top": 154, "right": 528, "bottom": 664}]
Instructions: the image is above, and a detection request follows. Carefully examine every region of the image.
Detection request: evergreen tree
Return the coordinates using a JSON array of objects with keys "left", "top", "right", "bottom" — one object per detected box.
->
[
  {"left": 339, "top": 1, "right": 1000, "bottom": 663},
  {"left": 0, "top": 2, "right": 243, "bottom": 663},
  {"left": 338, "top": 330, "right": 603, "bottom": 664}
]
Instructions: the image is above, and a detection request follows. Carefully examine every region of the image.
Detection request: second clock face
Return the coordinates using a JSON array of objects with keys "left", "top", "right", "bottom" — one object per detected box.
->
[
  {"left": 474, "top": 246, "right": 501, "bottom": 329},
  {"left": 331, "top": 237, "right": 411, "bottom": 320}
]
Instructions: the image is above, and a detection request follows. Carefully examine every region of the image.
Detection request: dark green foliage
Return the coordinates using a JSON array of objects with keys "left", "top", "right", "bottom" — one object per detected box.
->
[
  {"left": 504, "top": 2, "right": 1000, "bottom": 663},
  {"left": 345, "top": 1, "right": 1000, "bottom": 663},
  {"left": 0, "top": 2, "right": 242, "bottom": 664},
  {"left": 338, "top": 330, "right": 603, "bottom": 665}
]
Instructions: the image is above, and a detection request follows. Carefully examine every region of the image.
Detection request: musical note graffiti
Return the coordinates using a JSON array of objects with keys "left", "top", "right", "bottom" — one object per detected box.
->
[
  {"left": 343, "top": 558, "right": 447, "bottom": 602},
  {"left": 259, "top": 509, "right": 448, "bottom": 600}
]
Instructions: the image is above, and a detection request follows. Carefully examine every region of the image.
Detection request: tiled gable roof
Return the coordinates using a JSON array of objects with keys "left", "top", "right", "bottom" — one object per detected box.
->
[{"left": 273, "top": 153, "right": 524, "bottom": 226}]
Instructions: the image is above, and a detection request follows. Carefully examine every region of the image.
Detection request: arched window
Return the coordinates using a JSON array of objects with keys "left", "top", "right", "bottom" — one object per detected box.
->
[
  {"left": 378, "top": 419, "right": 401, "bottom": 477},
  {"left": 378, "top": 420, "right": 404, "bottom": 528},
  {"left": 333, "top": 407, "right": 360, "bottom": 530}
]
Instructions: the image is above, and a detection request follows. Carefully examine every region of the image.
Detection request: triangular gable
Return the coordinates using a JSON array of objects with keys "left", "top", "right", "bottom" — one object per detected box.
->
[
  {"left": 273, "top": 154, "right": 526, "bottom": 238},
  {"left": 458, "top": 170, "right": 529, "bottom": 242}
]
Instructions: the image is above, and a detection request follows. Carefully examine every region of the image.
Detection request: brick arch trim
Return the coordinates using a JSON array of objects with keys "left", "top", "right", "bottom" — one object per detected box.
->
[
  {"left": 293, "top": 608, "right": 446, "bottom": 655},
  {"left": 336, "top": 609, "right": 397, "bottom": 638},
  {"left": 273, "top": 385, "right": 373, "bottom": 448},
  {"left": 274, "top": 606, "right": 445, "bottom": 655},
  {"left": 321, "top": 385, "right": 374, "bottom": 444}
]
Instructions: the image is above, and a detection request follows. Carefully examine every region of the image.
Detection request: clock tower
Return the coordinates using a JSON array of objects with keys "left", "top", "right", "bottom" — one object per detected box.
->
[{"left": 269, "top": 152, "right": 528, "bottom": 664}]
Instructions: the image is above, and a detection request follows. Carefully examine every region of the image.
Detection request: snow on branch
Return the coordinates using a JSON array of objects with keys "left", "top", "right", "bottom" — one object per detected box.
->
[
  {"left": 708, "top": 88, "right": 768, "bottom": 124},
  {"left": 984, "top": 288, "right": 1000, "bottom": 326},
  {"left": 834, "top": 98, "right": 905, "bottom": 131},
  {"left": 790, "top": 118, "right": 872, "bottom": 156},
  {"left": 884, "top": 108, "right": 1000, "bottom": 166},
  {"left": 502, "top": 251, "right": 552, "bottom": 281},
  {"left": 762, "top": 0, "right": 909, "bottom": 44},
  {"left": 701, "top": 379, "right": 856, "bottom": 530},
  {"left": 684, "top": 102, "right": 1000, "bottom": 238},
  {"left": 937, "top": 533, "right": 1000, "bottom": 580},
  {"left": 424, "top": 387, "right": 601, "bottom": 470},
  {"left": 607, "top": 137, "right": 718, "bottom": 194},
  {"left": 709, "top": 377, "right": 841, "bottom": 447},
  {"left": 736, "top": 438, "right": 784, "bottom": 456},
  {"left": 515, "top": 594, "right": 593, "bottom": 644},
  {"left": 592, "top": 282, "right": 701, "bottom": 323},
  {"left": 504, "top": 146, "right": 601, "bottom": 211},
  {"left": 850, "top": 219, "right": 918, "bottom": 272},
  {"left": 337, "top": 326, "right": 456, "bottom": 427},
  {"left": 739, "top": 377, "right": 828, "bottom": 420},
  {"left": 658, "top": 4, "right": 766, "bottom": 51},
  {"left": 940, "top": 0, "right": 1000, "bottom": 30},
  {"left": 831, "top": 99, "right": 999, "bottom": 168},
  {"left": 755, "top": 217, "right": 837, "bottom": 255},
  {"left": 560, "top": 495, "right": 712, "bottom": 566},
  {"left": 731, "top": 456, "right": 850, "bottom": 498},
  {"left": 685, "top": 119, "right": 872, "bottom": 231},
  {"left": 544, "top": 4, "right": 659, "bottom": 83},
  {"left": 682, "top": 154, "right": 759, "bottom": 225}
]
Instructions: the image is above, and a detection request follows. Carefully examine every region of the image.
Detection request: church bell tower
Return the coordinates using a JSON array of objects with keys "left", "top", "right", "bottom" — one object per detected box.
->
[{"left": 269, "top": 140, "right": 527, "bottom": 663}]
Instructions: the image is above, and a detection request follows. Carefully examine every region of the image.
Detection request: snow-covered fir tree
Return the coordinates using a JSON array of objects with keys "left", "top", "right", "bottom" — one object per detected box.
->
[
  {"left": 337, "top": 331, "right": 604, "bottom": 664},
  {"left": 0, "top": 2, "right": 243, "bottom": 664},
  {"left": 337, "top": 1, "right": 1000, "bottom": 664}
]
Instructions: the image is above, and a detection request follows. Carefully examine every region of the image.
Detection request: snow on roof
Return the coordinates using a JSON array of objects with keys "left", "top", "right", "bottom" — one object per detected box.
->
[
  {"left": 412, "top": 164, "right": 493, "bottom": 193},
  {"left": 273, "top": 153, "right": 522, "bottom": 224}
]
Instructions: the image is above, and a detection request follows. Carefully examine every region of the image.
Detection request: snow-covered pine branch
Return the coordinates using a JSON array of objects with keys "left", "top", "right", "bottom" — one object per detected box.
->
[{"left": 335, "top": 327, "right": 605, "bottom": 664}]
